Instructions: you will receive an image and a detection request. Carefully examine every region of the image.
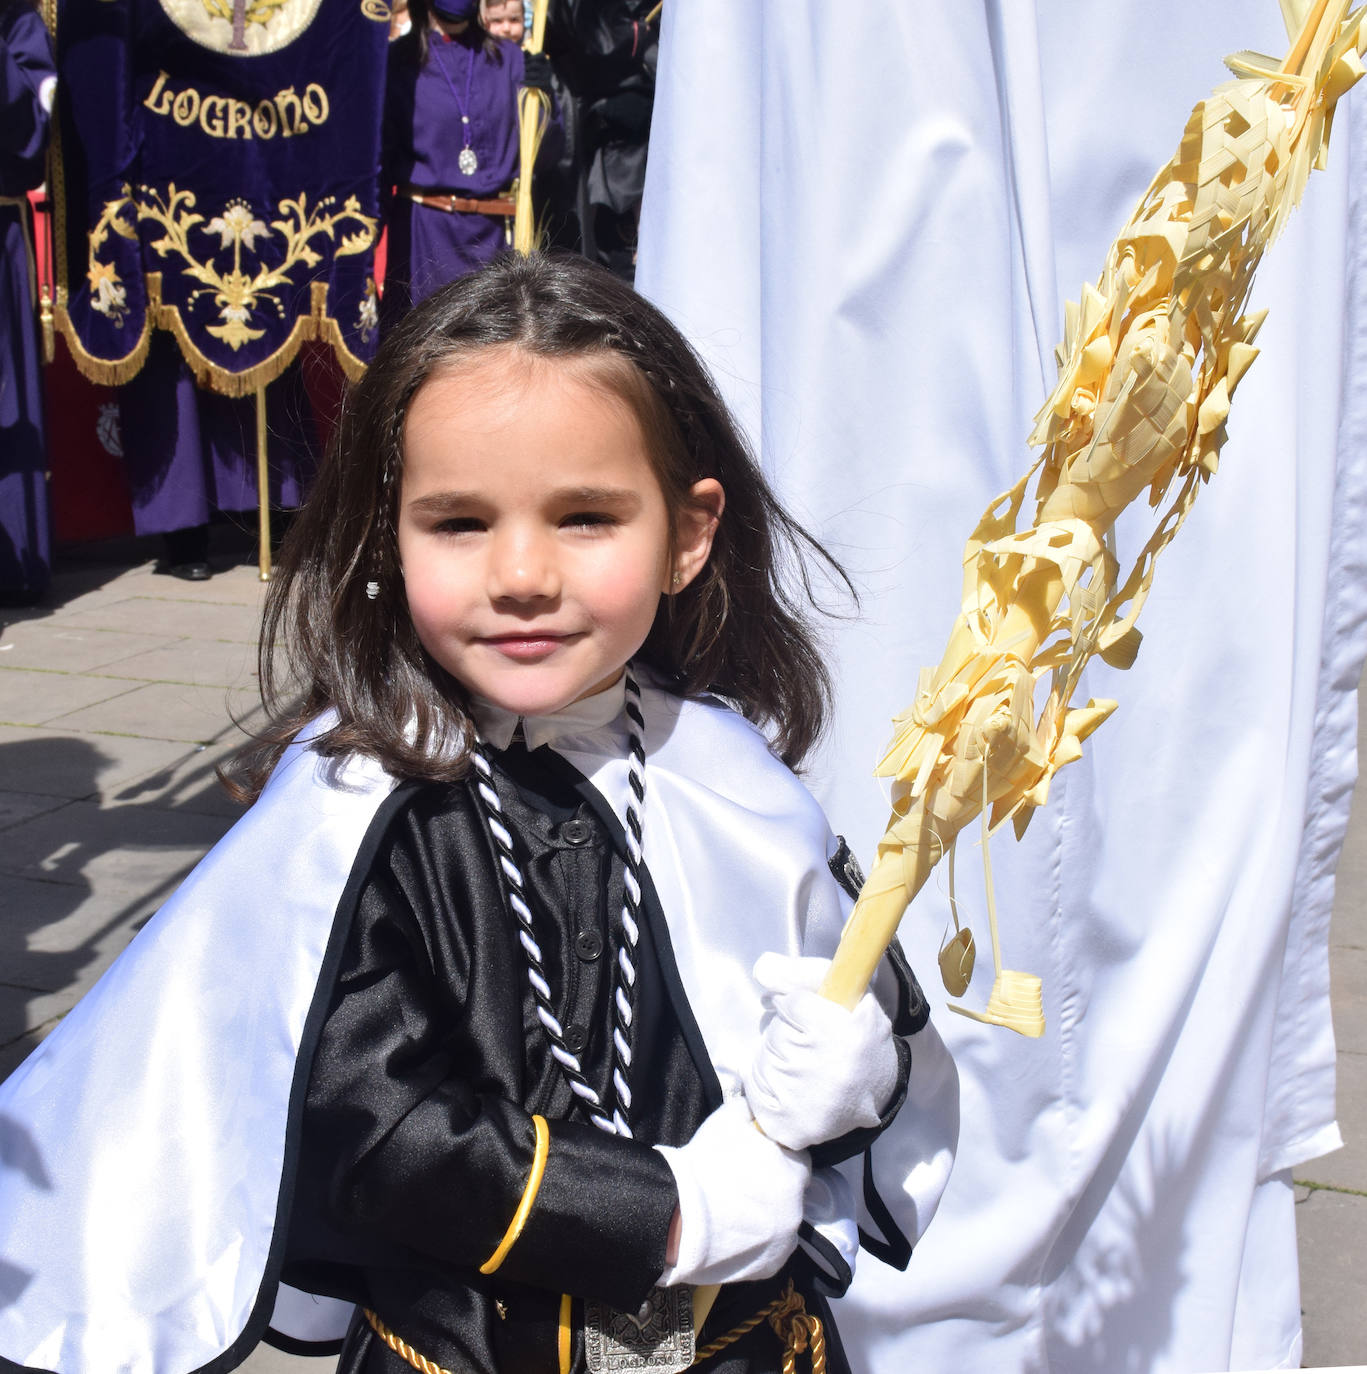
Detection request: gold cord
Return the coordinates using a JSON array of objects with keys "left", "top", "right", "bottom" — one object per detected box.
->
[
  {"left": 691, "top": 1281, "right": 825, "bottom": 1373},
  {"left": 364, "top": 1309, "right": 455, "bottom": 1374}
]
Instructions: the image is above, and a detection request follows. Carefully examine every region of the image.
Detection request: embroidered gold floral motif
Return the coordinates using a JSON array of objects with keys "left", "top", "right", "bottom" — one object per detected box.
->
[
  {"left": 137, "top": 185, "right": 377, "bottom": 350},
  {"left": 86, "top": 195, "right": 136, "bottom": 326}
]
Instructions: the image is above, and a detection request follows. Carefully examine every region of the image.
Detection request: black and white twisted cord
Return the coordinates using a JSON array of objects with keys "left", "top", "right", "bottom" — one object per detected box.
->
[
  {"left": 470, "top": 744, "right": 614, "bottom": 1132},
  {"left": 609, "top": 673, "right": 647, "bottom": 1137},
  {"left": 470, "top": 668, "right": 647, "bottom": 1139}
]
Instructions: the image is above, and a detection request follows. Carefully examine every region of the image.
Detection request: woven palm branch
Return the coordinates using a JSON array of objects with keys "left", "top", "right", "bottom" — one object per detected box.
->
[{"left": 821, "top": 0, "right": 1367, "bottom": 1035}]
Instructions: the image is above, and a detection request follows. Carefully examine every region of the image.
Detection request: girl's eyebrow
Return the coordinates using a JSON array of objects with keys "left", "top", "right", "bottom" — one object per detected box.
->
[
  {"left": 407, "top": 487, "right": 643, "bottom": 512},
  {"left": 556, "top": 486, "right": 643, "bottom": 509}
]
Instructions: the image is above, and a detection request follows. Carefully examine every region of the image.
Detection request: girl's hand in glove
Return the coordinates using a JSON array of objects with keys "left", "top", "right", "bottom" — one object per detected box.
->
[
  {"left": 742, "top": 952, "right": 900, "bottom": 1153},
  {"left": 654, "top": 1097, "right": 810, "bottom": 1288}
]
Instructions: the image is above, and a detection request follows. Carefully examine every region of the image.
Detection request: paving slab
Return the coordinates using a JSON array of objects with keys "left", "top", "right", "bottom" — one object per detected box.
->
[
  {"left": 1331, "top": 942, "right": 1367, "bottom": 1056},
  {"left": 0, "top": 567, "right": 152, "bottom": 626},
  {"left": 0, "top": 984, "right": 82, "bottom": 1049},
  {"left": 0, "top": 622, "right": 179, "bottom": 674},
  {"left": 45, "top": 680, "right": 266, "bottom": 744},
  {"left": 0, "top": 726, "right": 195, "bottom": 800},
  {"left": 121, "top": 564, "right": 269, "bottom": 607},
  {"left": 0, "top": 794, "right": 230, "bottom": 882},
  {"left": 54, "top": 595, "right": 265, "bottom": 644},
  {"left": 97, "top": 638, "right": 263, "bottom": 691},
  {"left": 0, "top": 791, "right": 71, "bottom": 832},
  {"left": 0, "top": 1028, "right": 47, "bottom": 1078},
  {"left": 239, "top": 1345, "right": 334, "bottom": 1374},
  {"left": 103, "top": 740, "right": 250, "bottom": 819},
  {"left": 1298, "top": 1051, "right": 1367, "bottom": 1194},
  {"left": 0, "top": 667, "right": 142, "bottom": 727},
  {"left": 1296, "top": 1185, "right": 1367, "bottom": 1369}
]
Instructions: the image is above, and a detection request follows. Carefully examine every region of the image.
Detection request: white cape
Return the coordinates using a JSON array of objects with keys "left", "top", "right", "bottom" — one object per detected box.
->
[
  {"left": 0, "top": 685, "right": 956, "bottom": 1374},
  {"left": 636, "top": 4, "right": 1365, "bottom": 1370}
]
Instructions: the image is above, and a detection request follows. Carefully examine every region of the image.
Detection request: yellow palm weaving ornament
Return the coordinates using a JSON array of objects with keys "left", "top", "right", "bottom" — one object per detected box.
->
[
  {"left": 821, "top": 0, "right": 1367, "bottom": 1034},
  {"left": 513, "top": 0, "right": 552, "bottom": 255}
]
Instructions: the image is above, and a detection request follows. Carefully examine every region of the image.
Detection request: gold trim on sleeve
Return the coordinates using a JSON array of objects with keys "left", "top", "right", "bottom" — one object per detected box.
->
[{"left": 478, "top": 1113, "right": 550, "bottom": 1276}]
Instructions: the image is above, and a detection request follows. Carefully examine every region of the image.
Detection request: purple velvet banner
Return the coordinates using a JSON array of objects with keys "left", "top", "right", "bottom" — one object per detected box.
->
[{"left": 51, "top": 0, "right": 387, "bottom": 394}]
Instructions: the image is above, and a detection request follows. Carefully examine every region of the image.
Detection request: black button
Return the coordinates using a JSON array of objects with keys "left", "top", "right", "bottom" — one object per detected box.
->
[
  {"left": 563, "top": 1025, "right": 588, "bottom": 1054},
  {"left": 560, "top": 818, "right": 593, "bottom": 845},
  {"left": 575, "top": 929, "right": 603, "bottom": 961}
]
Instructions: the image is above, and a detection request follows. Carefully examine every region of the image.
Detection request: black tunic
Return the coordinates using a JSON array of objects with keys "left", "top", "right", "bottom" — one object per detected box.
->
[{"left": 282, "top": 741, "right": 907, "bottom": 1374}]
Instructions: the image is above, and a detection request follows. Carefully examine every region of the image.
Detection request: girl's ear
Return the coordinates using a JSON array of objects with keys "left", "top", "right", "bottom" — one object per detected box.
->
[{"left": 670, "top": 479, "right": 725, "bottom": 594}]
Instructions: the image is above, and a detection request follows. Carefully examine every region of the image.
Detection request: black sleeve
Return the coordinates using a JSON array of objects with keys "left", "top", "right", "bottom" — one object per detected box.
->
[{"left": 295, "top": 810, "right": 678, "bottom": 1312}]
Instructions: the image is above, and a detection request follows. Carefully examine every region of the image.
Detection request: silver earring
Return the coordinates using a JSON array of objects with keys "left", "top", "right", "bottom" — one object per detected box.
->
[{"left": 365, "top": 580, "right": 380, "bottom": 600}]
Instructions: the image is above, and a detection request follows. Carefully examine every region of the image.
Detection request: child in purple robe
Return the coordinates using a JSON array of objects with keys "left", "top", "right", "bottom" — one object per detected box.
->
[{"left": 381, "top": 0, "right": 557, "bottom": 320}]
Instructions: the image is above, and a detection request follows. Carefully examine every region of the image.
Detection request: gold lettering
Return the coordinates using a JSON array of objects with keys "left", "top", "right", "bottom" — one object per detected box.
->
[
  {"left": 274, "top": 87, "right": 307, "bottom": 137},
  {"left": 171, "top": 87, "right": 200, "bottom": 127},
  {"left": 301, "top": 83, "right": 329, "bottom": 126},
  {"left": 143, "top": 70, "right": 173, "bottom": 116},
  {"left": 253, "top": 99, "right": 278, "bottom": 139},
  {"left": 145, "top": 78, "right": 329, "bottom": 141},
  {"left": 198, "top": 95, "right": 226, "bottom": 138},
  {"left": 226, "top": 100, "right": 252, "bottom": 140}
]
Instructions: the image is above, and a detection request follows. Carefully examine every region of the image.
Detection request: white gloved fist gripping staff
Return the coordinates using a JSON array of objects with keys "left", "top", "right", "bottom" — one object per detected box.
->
[
  {"left": 743, "top": 952, "right": 900, "bottom": 1153},
  {"left": 655, "top": 1096, "right": 811, "bottom": 1288}
]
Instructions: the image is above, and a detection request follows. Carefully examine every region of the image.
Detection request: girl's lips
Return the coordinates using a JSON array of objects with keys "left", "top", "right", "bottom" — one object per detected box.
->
[{"left": 481, "top": 634, "right": 575, "bottom": 660}]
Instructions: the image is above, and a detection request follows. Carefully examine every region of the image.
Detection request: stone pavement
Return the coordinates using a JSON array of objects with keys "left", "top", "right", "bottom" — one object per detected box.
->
[{"left": 0, "top": 536, "right": 1363, "bottom": 1371}]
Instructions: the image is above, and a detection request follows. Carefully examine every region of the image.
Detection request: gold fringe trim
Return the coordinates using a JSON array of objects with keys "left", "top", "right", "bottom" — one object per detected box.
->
[
  {"left": 51, "top": 271, "right": 370, "bottom": 396},
  {"left": 479, "top": 1113, "right": 550, "bottom": 1275}
]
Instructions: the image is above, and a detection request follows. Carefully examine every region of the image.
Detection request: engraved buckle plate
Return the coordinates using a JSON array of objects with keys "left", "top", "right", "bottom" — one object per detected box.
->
[{"left": 584, "top": 1285, "right": 695, "bottom": 1374}]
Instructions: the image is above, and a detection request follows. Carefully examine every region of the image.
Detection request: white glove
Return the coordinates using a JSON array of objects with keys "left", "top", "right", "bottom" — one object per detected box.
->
[
  {"left": 655, "top": 1096, "right": 811, "bottom": 1288},
  {"left": 742, "top": 952, "right": 900, "bottom": 1152}
]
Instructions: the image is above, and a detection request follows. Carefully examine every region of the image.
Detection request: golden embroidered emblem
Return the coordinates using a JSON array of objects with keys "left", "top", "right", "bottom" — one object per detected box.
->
[
  {"left": 84, "top": 185, "right": 378, "bottom": 350},
  {"left": 157, "top": 0, "right": 324, "bottom": 57}
]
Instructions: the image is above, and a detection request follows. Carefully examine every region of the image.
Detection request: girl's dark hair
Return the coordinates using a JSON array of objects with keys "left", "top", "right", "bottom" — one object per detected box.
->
[{"left": 225, "top": 252, "right": 852, "bottom": 801}]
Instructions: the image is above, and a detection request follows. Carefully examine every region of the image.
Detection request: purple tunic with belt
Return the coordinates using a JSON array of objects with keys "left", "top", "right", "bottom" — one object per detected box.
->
[
  {"left": 0, "top": 2, "right": 54, "bottom": 604},
  {"left": 383, "top": 31, "right": 556, "bottom": 318}
]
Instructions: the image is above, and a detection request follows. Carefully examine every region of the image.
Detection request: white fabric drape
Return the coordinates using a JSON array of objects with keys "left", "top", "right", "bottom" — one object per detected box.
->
[{"left": 636, "top": 4, "right": 1367, "bottom": 1370}]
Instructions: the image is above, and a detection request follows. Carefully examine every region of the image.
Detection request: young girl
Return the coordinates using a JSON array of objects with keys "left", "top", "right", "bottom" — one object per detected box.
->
[{"left": 0, "top": 254, "right": 956, "bottom": 1374}]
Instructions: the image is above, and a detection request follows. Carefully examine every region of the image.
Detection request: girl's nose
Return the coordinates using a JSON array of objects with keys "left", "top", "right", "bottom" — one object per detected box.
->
[{"left": 487, "top": 527, "right": 559, "bottom": 602}]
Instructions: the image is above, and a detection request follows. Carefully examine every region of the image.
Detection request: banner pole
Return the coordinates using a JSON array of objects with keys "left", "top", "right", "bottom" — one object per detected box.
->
[{"left": 255, "top": 385, "right": 271, "bottom": 582}]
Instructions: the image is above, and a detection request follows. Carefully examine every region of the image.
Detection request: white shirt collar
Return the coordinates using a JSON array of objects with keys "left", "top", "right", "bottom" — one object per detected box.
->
[{"left": 469, "top": 674, "right": 628, "bottom": 752}]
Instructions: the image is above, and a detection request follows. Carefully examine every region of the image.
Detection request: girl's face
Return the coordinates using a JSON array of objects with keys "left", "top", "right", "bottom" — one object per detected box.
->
[
  {"left": 398, "top": 349, "right": 722, "bottom": 719},
  {"left": 480, "top": 0, "right": 523, "bottom": 40}
]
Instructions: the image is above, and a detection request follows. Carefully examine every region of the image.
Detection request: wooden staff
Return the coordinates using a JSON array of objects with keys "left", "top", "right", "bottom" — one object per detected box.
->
[{"left": 255, "top": 385, "right": 271, "bottom": 582}]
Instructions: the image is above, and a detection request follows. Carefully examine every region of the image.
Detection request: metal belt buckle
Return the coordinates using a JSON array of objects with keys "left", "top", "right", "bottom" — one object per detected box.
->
[{"left": 584, "top": 1285, "right": 695, "bottom": 1374}]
